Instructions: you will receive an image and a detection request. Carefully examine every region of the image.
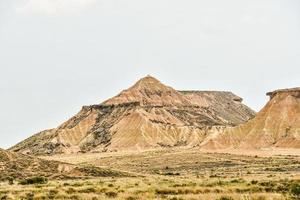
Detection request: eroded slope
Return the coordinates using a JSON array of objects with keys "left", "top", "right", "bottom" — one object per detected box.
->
[
  {"left": 10, "top": 76, "right": 255, "bottom": 155},
  {"left": 202, "top": 88, "right": 300, "bottom": 149}
]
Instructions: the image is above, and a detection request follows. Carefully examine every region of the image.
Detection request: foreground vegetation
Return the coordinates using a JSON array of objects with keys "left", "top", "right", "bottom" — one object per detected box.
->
[
  {"left": 0, "top": 176, "right": 299, "bottom": 200},
  {"left": 1, "top": 149, "right": 299, "bottom": 199}
]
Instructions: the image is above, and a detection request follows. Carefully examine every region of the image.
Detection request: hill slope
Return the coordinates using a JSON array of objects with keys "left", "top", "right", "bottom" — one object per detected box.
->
[
  {"left": 0, "top": 148, "right": 130, "bottom": 180},
  {"left": 201, "top": 88, "right": 300, "bottom": 149},
  {"left": 10, "top": 76, "right": 255, "bottom": 155}
]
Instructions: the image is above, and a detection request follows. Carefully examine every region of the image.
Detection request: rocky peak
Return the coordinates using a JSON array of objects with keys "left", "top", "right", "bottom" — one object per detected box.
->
[
  {"left": 131, "top": 75, "right": 168, "bottom": 91},
  {"left": 103, "top": 75, "right": 191, "bottom": 106}
]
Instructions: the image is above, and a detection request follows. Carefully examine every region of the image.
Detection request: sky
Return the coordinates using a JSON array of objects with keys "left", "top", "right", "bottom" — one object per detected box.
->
[{"left": 0, "top": 0, "right": 300, "bottom": 149}]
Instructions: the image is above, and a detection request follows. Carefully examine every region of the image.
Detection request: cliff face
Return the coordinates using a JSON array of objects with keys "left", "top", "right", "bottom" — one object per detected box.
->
[
  {"left": 201, "top": 88, "right": 300, "bottom": 149},
  {"left": 10, "top": 76, "right": 255, "bottom": 155}
]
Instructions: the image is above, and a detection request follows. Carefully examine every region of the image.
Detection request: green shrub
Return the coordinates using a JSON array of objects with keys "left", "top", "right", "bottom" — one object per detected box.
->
[
  {"left": 290, "top": 183, "right": 300, "bottom": 198},
  {"left": 19, "top": 176, "right": 48, "bottom": 185}
]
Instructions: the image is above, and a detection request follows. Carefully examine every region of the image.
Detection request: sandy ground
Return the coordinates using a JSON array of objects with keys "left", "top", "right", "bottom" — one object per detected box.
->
[
  {"left": 42, "top": 147, "right": 300, "bottom": 164},
  {"left": 200, "top": 148, "right": 300, "bottom": 157}
]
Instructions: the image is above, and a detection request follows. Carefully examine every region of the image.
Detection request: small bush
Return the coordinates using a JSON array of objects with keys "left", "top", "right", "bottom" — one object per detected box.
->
[
  {"left": 105, "top": 191, "right": 118, "bottom": 198},
  {"left": 48, "top": 190, "right": 59, "bottom": 199},
  {"left": 66, "top": 187, "right": 76, "bottom": 194},
  {"left": 78, "top": 187, "right": 96, "bottom": 193},
  {"left": 125, "top": 197, "right": 137, "bottom": 200},
  {"left": 19, "top": 176, "right": 48, "bottom": 185},
  {"left": 0, "top": 195, "right": 8, "bottom": 200},
  {"left": 290, "top": 183, "right": 300, "bottom": 198},
  {"left": 25, "top": 193, "right": 34, "bottom": 200},
  {"left": 6, "top": 177, "right": 14, "bottom": 185},
  {"left": 217, "top": 196, "right": 234, "bottom": 200}
]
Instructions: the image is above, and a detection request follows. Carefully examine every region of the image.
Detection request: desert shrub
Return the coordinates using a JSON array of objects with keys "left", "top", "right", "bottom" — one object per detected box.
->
[
  {"left": 63, "top": 182, "right": 70, "bottom": 186},
  {"left": 19, "top": 176, "right": 48, "bottom": 185},
  {"left": 155, "top": 188, "right": 178, "bottom": 195},
  {"left": 168, "top": 197, "right": 184, "bottom": 200},
  {"left": 105, "top": 191, "right": 118, "bottom": 198},
  {"left": 69, "top": 195, "right": 80, "bottom": 200},
  {"left": 0, "top": 195, "right": 8, "bottom": 200},
  {"left": 275, "top": 183, "right": 289, "bottom": 193},
  {"left": 47, "top": 190, "right": 59, "bottom": 199},
  {"left": 217, "top": 196, "right": 234, "bottom": 200},
  {"left": 250, "top": 186, "right": 263, "bottom": 193},
  {"left": 23, "top": 193, "right": 34, "bottom": 200},
  {"left": 290, "top": 183, "right": 300, "bottom": 198},
  {"left": 71, "top": 182, "right": 84, "bottom": 187},
  {"left": 125, "top": 196, "right": 137, "bottom": 200},
  {"left": 65, "top": 187, "right": 76, "bottom": 194},
  {"left": 78, "top": 187, "right": 96, "bottom": 193},
  {"left": 259, "top": 181, "right": 276, "bottom": 187},
  {"left": 97, "top": 187, "right": 108, "bottom": 193},
  {"left": 264, "top": 186, "right": 274, "bottom": 192},
  {"left": 251, "top": 180, "right": 258, "bottom": 185},
  {"left": 6, "top": 177, "right": 14, "bottom": 185},
  {"left": 164, "top": 172, "right": 180, "bottom": 176},
  {"left": 235, "top": 188, "right": 251, "bottom": 193}
]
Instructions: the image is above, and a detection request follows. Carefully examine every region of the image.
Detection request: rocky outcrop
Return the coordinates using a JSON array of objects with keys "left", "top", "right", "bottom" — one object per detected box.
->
[
  {"left": 10, "top": 76, "right": 255, "bottom": 155},
  {"left": 201, "top": 87, "right": 300, "bottom": 149}
]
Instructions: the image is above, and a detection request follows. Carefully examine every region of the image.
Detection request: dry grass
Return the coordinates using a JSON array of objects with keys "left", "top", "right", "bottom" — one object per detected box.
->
[
  {"left": 1, "top": 149, "right": 300, "bottom": 199},
  {"left": 44, "top": 149, "right": 300, "bottom": 180},
  {"left": 0, "top": 177, "right": 299, "bottom": 199}
]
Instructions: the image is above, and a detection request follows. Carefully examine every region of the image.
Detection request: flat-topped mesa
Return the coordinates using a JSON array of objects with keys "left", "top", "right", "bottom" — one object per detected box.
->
[
  {"left": 10, "top": 75, "right": 255, "bottom": 155},
  {"left": 267, "top": 87, "right": 300, "bottom": 100},
  {"left": 103, "top": 75, "right": 192, "bottom": 107}
]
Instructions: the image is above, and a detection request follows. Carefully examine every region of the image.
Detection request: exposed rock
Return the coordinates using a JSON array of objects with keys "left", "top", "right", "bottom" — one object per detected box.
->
[
  {"left": 201, "top": 87, "right": 300, "bottom": 149},
  {"left": 10, "top": 76, "right": 255, "bottom": 155}
]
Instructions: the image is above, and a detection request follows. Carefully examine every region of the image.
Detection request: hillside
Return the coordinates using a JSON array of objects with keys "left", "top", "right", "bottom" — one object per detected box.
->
[
  {"left": 201, "top": 87, "right": 300, "bottom": 149},
  {"left": 0, "top": 148, "right": 130, "bottom": 180},
  {"left": 10, "top": 76, "right": 255, "bottom": 155}
]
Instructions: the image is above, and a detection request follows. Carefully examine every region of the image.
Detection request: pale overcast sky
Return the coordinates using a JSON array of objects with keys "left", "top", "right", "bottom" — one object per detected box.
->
[{"left": 0, "top": 0, "right": 299, "bottom": 149}]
